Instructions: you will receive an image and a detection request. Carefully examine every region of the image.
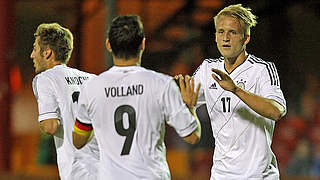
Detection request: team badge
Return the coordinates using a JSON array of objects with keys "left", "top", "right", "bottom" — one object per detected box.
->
[{"left": 236, "top": 78, "right": 246, "bottom": 89}]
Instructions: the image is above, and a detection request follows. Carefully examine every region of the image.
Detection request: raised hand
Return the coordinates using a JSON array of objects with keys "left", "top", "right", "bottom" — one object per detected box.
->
[
  {"left": 211, "top": 68, "right": 237, "bottom": 93},
  {"left": 174, "top": 74, "right": 201, "bottom": 110}
]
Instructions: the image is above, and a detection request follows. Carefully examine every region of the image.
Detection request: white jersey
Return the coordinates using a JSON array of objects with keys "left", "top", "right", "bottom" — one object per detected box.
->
[
  {"left": 193, "top": 54, "right": 286, "bottom": 180},
  {"left": 32, "top": 65, "right": 99, "bottom": 180},
  {"left": 76, "top": 66, "right": 198, "bottom": 180}
]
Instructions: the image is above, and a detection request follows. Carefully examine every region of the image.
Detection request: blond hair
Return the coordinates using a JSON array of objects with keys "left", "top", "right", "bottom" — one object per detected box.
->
[
  {"left": 35, "top": 23, "right": 74, "bottom": 64},
  {"left": 214, "top": 4, "right": 257, "bottom": 36}
]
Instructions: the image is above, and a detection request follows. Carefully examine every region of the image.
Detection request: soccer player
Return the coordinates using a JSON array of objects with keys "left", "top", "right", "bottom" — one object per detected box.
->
[
  {"left": 72, "top": 15, "right": 201, "bottom": 180},
  {"left": 191, "top": 4, "right": 286, "bottom": 180},
  {"left": 31, "top": 23, "right": 99, "bottom": 180}
]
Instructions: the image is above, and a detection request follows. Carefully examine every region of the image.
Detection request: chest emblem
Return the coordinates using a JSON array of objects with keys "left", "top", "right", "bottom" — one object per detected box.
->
[{"left": 236, "top": 78, "right": 246, "bottom": 89}]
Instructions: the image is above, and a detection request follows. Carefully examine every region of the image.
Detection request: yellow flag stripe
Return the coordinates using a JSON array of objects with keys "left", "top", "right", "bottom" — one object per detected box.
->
[{"left": 74, "top": 125, "right": 92, "bottom": 136}]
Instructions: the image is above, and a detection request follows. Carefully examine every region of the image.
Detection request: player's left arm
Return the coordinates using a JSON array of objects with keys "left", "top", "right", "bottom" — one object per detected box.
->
[
  {"left": 212, "top": 68, "right": 286, "bottom": 121},
  {"left": 72, "top": 119, "right": 93, "bottom": 149}
]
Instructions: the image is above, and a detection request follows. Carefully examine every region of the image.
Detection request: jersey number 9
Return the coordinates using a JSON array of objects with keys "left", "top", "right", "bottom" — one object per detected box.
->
[{"left": 114, "top": 105, "right": 136, "bottom": 155}]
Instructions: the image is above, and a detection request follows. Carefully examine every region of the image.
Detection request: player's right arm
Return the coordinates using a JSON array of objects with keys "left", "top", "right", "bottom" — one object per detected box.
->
[
  {"left": 32, "top": 74, "right": 64, "bottom": 138},
  {"left": 182, "top": 109, "right": 201, "bottom": 144},
  {"left": 175, "top": 75, "right": 201, "bottom": 144},
  {"left": 211, "top": 68, "right": 286, "bottom": 121}
]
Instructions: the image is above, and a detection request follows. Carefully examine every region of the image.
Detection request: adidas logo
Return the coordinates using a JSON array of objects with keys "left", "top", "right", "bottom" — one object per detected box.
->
[{"left": 209, "top": 83, "right": 217, "bottom": 89}]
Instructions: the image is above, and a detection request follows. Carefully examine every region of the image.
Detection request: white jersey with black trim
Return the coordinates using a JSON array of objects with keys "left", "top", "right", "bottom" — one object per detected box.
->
[
  {"left": 193, "top": 54, "right": 286, "bottom": 180},
  {"left": 32, "top": 65, "right": 99, "bottom": 180},
  {"left": 76, "top": 65, "right": 198, "bottom": 180}
]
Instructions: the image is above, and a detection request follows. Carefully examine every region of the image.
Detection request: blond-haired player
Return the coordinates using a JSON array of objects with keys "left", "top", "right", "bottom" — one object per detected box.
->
[
  {"left": 31, "top": 23, "right": 99, "bottom": 180},
  {"left": 190, "top": 4, "right": 286, "bottom": 179}
]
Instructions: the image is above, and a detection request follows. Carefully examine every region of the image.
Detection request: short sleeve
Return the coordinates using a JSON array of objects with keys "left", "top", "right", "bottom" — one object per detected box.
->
[
  {"left": 162, "top": 79, "right": 198, "bottom": 137},
  {"left": 193, "top": 62, "right": 206, "bottom": 107},
  {"left": 259, "top": 64, "right": 287, "bottom": 111},
  {"left": 32, "top": 75, "right": 60, "bottom": 122},
  {"left": 76, "top": 85, "right": 92, "bottom": 125}
]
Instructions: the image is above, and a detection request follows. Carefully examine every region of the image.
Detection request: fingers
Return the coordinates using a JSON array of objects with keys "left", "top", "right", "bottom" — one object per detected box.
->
[
  {"left": 178, "top": 74, "right": 186, "bottom": 92},
  {"left": 211, "top": 68, "right": 225, "bottom": 80},
  {"left": 185, "top": 75, "right": 191, "bottom": 91},
  {"left": 174, "top": 74, "right": 199, "bottom": 94},
  {"left": 211, "top": 68, "right": 223, "bottom": 76},
  {"left": 195, "top": 83, "right": 201, "bottom": 97},
  {"left": 192, "top": 83, "right": 201, "bottom": 105},
  {"left": 174, "top": 74, "right": 182, "bottom": 81},
  {"left": 211, "top": 74, "right": 220, "bottom": 82},
  {"left": 174, "top": 74, "right": 201, "bottom": 109},
  {"left": 190, "top": 76, "right": 195, "bottom": 93}
]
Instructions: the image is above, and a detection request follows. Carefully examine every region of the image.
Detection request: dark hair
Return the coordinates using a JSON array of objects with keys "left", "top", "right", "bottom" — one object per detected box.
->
[
  {"left": 108, "top": 15, "right": 144, "bottom": 59},
  {"left": 35, "top": 23, "right": 73, "bottom": 64}
]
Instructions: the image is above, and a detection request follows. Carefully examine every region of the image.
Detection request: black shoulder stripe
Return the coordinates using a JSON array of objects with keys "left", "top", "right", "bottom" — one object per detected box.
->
[
  {"left": 270, "top": 62, "right": 280, "bottom": 86},
  {"left": 250, "top": 56, "right": 277, "bottom": 86},
  {"left": 247, "top": 59, "right": 254, "bottom": 64},
  {"left": 193, "top": 65, "right": 201, "bottom": 76},
  {"left": 267, "top": 61, "right": 277, "bottom": 86},
  {"left": 194, "top": 58, "right": 222, "bottom": 76},
  {"left": 204, "top": 57, "right": 223, "bottom": 63}
]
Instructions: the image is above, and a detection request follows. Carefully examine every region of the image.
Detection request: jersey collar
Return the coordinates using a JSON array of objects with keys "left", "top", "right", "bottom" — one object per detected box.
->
[{"left": 223, "top": 54, "right": 254, "bottom": 77}]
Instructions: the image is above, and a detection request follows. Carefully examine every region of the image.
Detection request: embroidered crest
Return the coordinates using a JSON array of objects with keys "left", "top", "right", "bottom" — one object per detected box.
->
[{"left": 236, "top": 78, "right": 246, "bottom": 89}]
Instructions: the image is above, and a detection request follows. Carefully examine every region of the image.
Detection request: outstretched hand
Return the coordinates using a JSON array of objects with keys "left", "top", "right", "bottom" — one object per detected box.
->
[
  {"left": 211, "top": 68, "right": 237, "bottom": 93},
  {"left": 174, "top": 74, "right": 201, "bottom": 110}
]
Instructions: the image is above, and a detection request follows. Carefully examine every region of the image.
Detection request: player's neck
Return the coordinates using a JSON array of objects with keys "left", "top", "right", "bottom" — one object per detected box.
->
[
  {"left": 47, "top": 59, "right": 64, "bottom": 70},
  {"left": 113, "top": 57, "right": 141, "bottom": 66},
  {"left": 224, "top": 51, "right": 248, "bottom": 73}
]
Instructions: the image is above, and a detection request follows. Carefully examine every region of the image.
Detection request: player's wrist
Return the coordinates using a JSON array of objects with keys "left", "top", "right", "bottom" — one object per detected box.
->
[{"left": 232, "top": 85, "right": 241, "bottom": 94}]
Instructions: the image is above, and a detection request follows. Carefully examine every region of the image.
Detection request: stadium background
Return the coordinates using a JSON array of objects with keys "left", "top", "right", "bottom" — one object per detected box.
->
[{"left": 0, "top": 0, "right": 319, "bottom": 179}]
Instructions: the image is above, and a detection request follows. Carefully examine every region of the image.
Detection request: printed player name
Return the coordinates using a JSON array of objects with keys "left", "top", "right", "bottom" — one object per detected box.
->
[
  {"left": 65, "top": 76, "right": 89, "bottom": 85},
  {"left": 105, "top": 84, "right": 144, "bottom": 98}
]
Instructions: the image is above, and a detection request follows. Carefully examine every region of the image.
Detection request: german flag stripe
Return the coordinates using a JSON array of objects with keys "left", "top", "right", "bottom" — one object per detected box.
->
[
  {"left": 74, "top": 125, "right": 92, "bottom": 136},
  {"left": 75, "top": 119, "right": 93, "bottom": 131}
]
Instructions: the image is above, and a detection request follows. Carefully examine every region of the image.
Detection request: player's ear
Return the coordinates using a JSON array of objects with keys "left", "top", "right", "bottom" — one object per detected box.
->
[
  {"left": 44, "top": 48, "right": 52, "bottom": 60},
  {"left": 215, "top": 32, "right": 217, "bottom": 43},
  {"left": 106, "top": 39, "right": 112, "bottom": 53},
  {"left": 244, "top": 34, "right": 250, "bottom": 45},
  {"left": 140, "top": 37, "right": 145, "bottom": 51}
]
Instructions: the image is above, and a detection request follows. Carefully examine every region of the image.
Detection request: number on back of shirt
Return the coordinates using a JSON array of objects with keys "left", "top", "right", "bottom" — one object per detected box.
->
[
  {"left": 114, "top": 105, "right": 136, "bottom": 155},
  {"left": 72, "top": 91, "right": 80, "bottom": 103}
]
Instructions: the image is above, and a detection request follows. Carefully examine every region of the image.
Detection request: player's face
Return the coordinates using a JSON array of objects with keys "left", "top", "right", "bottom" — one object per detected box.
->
[
  {"left": 215, "top": 15, "right": 249, "bottom": 60},
  {"left": 30, "top": 37, "right": 47, "bottom": 73}
]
